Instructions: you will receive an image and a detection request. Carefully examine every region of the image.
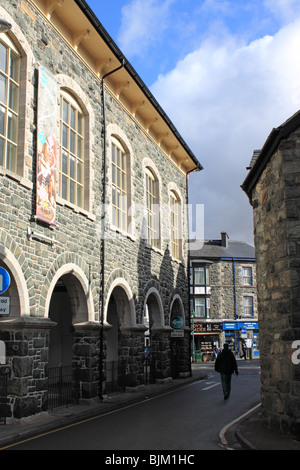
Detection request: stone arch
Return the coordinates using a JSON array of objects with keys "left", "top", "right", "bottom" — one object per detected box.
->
[
  {"left": 0, "top": 233, "right": 30, "bottom": 317},
  {"left": 169, "top": 293, "right": 185, "bottom": 326},
  {"left": 144, "top": 285, "right": 164, "bottom": 328},
  {"left": 104, "top": 275, "right": 136, "bottom": 329}
]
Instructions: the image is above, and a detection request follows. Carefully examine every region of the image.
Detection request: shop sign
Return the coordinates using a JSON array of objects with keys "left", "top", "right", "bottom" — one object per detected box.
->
[
  {"left": 194, "top": 323, "right": 222, "bottom": 333},
  {"left": 223, "top": 322, "right": 236, "bottom": 330},
  {"left": 239, "top": 322, "right": 258, "bottom": 330},
  {"left": 223, "top": 321, "right": 259, "bottom": 330}
]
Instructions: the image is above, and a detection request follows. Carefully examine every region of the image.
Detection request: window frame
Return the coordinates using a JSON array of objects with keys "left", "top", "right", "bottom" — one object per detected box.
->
[
  {"left": 242, "top": 266, "right": 253, "bottom": 286},
  {"left": 170, "top": 190, "right": 182, "bottom": 260},
  {"left": 145, "top": 167, "right": 160, "bottom": 249},
  {"left": 243, "top": 295, "right": 254, "bottom": 316},
  {"left": 59, "top": 89, "right": 85, "bottom": 209},
  {"left": 190, "top": 262, "right": 211, "bottom": 319},
  {"left": 0, "top": 34, "right": 20, "bottom": 174},
  {"left": 111, "top": 136, "right": 128, "bottom": 232}
]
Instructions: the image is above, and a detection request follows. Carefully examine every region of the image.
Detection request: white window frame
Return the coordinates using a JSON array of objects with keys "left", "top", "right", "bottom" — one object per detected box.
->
[
  {"left": 242, "top": 267, "right": 253, "bottom": 286},
  {"left": 111, "top": 136, "right": 127, "bottom": 232},
  {"left": 243, "top": 296, "right": 254, "bottom": 316},
  {"left": 59, "top": 89, "right": 84, "bottom": 208},
  {"left": 145, "top": 167, "right": 160, "bottom": 249},
  {"left": 0, "top": 34, "right": 20, "bottom": 174}
]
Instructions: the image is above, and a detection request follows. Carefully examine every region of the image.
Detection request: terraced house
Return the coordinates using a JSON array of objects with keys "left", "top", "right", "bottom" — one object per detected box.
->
[{"left": 0, "top": 0, "right": 202, "bottom": 420}]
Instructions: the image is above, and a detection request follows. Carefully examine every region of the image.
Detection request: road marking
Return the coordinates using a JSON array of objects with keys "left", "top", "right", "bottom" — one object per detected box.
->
[
  {"left": 219, "top": 402, "right": 261, "bottom": 450},
  {"left": 0, "top": 379, "right": 205, "bottom": 450},
  {"left": 202, "top": 382, "right": 220, "bottom": 391}
]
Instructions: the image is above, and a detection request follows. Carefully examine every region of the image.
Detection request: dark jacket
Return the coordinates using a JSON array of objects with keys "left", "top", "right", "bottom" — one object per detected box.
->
[{"left": 215, "top": 349, "right": 238, "bottom": 375}]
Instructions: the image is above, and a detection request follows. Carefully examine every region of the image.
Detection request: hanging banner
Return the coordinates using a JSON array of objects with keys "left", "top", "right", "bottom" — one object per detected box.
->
[{"left": 36, "top": 66, "right": 57, "bottom": 225}]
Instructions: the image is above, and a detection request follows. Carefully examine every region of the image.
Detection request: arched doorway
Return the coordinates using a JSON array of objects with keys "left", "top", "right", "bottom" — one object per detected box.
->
[
  {"left": 170, "top": 297, "right": 184, "bottom": 379},
  {"left": 144, "top": 289, "right": 164, "bottom": 383},
  {"left": 48, "top": 279, "right": 73, "bottom": 368},
  {"left": 105, "top": 283, "right": 136, "bottom": 392},
  {"left": 47, "top": 270, "right": 91, "bottom": 408}
]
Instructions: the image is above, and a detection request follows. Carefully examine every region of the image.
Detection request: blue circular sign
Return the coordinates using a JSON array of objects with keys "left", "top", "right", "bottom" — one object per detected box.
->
[
  {"left": 171, "top": 316, "right": 183, "bottom": 329},
  {"left": 0, "top": 267, "right": 11, "bottom": 294}
]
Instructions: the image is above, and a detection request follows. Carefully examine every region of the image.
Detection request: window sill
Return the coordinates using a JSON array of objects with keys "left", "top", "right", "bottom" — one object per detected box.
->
[
  {"left": 0, "top": 167, "right": 33, "bottom": 190},
  {"left": 56, "top": 196, "right": 96, "bottom": 221}
]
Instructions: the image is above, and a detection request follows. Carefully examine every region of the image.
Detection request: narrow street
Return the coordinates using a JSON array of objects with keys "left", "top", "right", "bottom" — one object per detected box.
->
[{"left": 6, "top": 360, "right": 261, "bottom": 451}]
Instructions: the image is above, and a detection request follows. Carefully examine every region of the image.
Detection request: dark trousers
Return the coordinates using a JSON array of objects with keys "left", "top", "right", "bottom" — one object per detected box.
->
[{"left": 220, "top": 373, "right": 232, "bottom": 397}]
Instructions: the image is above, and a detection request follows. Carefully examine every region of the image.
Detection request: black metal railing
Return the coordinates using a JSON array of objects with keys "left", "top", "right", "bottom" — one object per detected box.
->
[
  {"left": 104, "top": 356, "right": 156, "bottom": 394},
  {"left": 47, "top": 365, "right": 80, "bottom": 411},
  {"left": 0, "top": 369, "right": 8, "bottom": 425}
]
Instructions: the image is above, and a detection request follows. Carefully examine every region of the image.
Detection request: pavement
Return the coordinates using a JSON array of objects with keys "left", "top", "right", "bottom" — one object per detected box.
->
[{"left": 0, "top": 364, "right": 299, "bottom": 451}]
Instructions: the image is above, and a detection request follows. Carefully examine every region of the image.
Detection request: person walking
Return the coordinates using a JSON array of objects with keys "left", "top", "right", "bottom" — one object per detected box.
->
[{"left": 215, "top": 343, "right": 238, "bottom": 399}]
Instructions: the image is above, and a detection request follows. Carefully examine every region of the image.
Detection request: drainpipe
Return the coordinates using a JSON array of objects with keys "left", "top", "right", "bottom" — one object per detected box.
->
[
  {"left": 186, "top": 164, "right": 202, "bottom": 375},
  {"left": 99, "top": 60, "right": 125, "bottom": 400}
]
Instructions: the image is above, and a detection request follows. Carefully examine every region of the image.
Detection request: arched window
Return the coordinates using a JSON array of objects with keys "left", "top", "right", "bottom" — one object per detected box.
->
[
  {"left": 0, "top": 34, "right": 20, "bottom": 173},
  {"left": 111, "top": 136, "right": 127, "bottom": 231},
  {"left": 145, "top": 167, "right": 160, "bottom": 248},
  {"left": 170, "top": 190, "right": 182, "bottom": 259},
  {"left": 59, "top": 90, "right": 84, "bottom": 208}
]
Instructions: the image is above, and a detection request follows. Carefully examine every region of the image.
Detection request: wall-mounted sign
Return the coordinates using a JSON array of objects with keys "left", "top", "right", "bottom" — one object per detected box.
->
[
  {"left": 0, "top": 267, "right": 10, "bottom": 295},
  {"left": 0, "top": 297, "right": 10, "bottom": 315},
  {"left": 171, "top": 330, "right": 184, "bottom": 338},
  {"left": 223, "top": 321, "right": 259, "bottom": 330}
]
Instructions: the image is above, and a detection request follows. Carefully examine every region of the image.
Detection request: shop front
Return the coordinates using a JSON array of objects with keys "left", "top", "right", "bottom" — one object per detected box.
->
[
  {"left": 192, "top": 322, "right": 222, "bottom": 362},
  {"left": 222, "top": 321, "right": 259, "bottom": 358}
]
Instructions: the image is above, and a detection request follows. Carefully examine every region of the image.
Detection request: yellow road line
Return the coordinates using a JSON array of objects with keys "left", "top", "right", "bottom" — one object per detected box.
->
[{"left": 0, "top": 380, "right": 201, "bottom": 450}]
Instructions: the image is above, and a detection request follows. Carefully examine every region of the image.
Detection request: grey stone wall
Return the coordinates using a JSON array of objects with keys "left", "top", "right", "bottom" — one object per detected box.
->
[
  {"left": 0, "top": 0, "right": 190, "bottom": 419},
  {"left": 251, "top": 127, "right": 300, "bottom": 439},
  {"left": 209, "top": 260, "right": 257, "bottom": 320}
]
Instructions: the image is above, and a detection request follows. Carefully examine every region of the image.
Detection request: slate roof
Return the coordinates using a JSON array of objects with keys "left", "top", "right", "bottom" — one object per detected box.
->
[{"left": 189, "top": 237, "right": 255, "bottom": 260}]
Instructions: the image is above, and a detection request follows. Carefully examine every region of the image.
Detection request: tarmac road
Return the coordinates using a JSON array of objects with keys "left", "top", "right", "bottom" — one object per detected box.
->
[{"left": 6, "top": 360, "right": 261, "bottom": 451}]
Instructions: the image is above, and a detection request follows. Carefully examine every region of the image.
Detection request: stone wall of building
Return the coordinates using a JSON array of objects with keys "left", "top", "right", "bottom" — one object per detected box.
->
[
  {"left": 209, "top": 260, "right": 257, "bottom": 320},
  {"left": 0, "top": 0, "right": 191, "bottom": 420},
  {"left": 251, "top": 127, "right": 300, "bottom": 439}
]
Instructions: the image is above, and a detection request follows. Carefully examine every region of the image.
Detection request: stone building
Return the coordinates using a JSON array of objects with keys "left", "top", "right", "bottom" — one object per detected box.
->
[
  {"left": 0, "top": 0, "right": 202, "bottom": 420},
  {"left": 189, "top": 233, "right": 258, "bottom": 359},
  {"left": 242, "top": 110, "right": 300, "bottom": 439}
]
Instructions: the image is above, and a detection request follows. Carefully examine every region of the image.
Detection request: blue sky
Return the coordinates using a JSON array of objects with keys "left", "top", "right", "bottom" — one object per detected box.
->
[{"left": 86, "top": 0, "right": 300, "bottom": 245}]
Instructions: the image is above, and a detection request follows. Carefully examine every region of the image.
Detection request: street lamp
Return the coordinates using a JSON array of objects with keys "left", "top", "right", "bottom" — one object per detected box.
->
[{"left": 0, "top": 19, "right": 11, "bottom": 33}]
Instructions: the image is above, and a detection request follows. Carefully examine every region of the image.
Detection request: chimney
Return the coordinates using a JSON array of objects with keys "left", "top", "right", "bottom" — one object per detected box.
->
[{"left": 221, "top": 232, "right": 229, "bottom": 248}]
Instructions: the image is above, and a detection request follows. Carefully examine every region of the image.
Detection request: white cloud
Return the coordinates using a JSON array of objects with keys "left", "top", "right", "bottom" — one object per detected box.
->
[
  {"left": 264, "top": 0, "right": 300, "bottom": 23},
  {"left": 117, "top": 0, "right": 174, "bottom": 57},
  {"left": 151, "top": 18, "right": 300, "bottom": 244}
]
